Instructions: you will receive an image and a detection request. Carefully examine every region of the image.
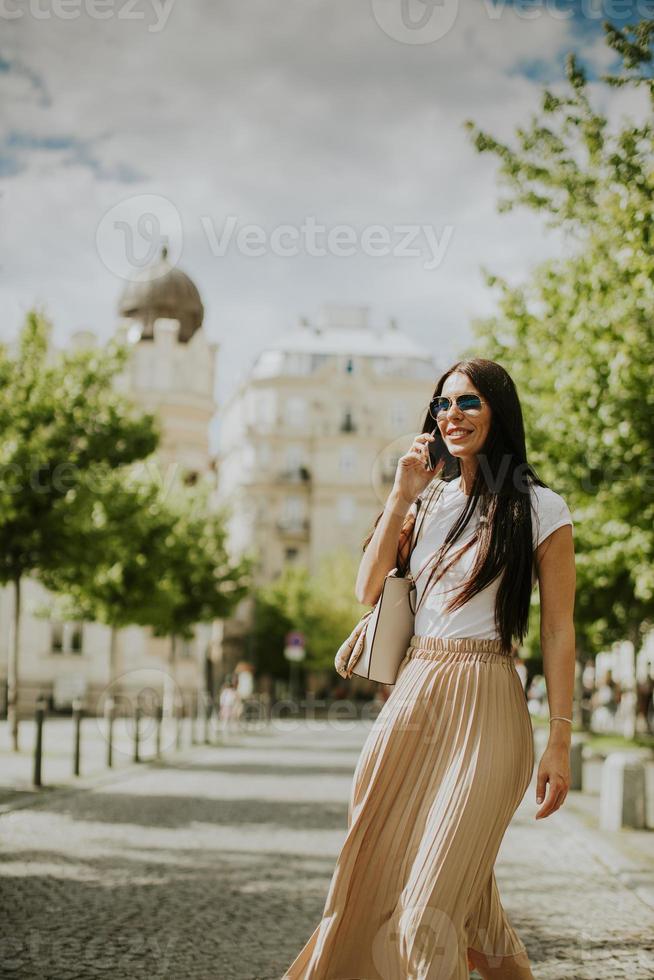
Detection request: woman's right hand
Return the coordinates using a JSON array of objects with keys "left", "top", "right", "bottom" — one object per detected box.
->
[{"left": 393, "top": 430, "right": 446, "bottom": 504}]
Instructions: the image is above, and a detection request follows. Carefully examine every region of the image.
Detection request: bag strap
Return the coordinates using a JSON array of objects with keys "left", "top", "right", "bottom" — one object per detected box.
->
[{"left": 401, "top": 479, "right": 446, "bottom": 576}]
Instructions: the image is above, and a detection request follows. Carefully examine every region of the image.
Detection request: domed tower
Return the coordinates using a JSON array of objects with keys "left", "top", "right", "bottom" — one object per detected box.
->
[
  {"left": 114, "top": 246, "right": 218, "bottom": 478},
  {"left": 118, "top": 245, "right": 204, "bottom": 344}
]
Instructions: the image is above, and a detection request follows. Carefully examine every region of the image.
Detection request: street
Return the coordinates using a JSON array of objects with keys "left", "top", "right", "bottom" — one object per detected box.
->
[{"left": 1, "top": 719, "right": 653, "bottom": 979}]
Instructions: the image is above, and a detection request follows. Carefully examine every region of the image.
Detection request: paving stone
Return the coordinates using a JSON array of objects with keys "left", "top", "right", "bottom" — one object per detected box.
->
[{"left": 0, "top": 720, "right": 652, "bottom": 978}]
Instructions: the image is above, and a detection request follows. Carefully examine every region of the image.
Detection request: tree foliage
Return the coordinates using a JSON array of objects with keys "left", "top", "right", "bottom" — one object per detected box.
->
[
  {"left": 464, "top": 21, "right": 654, "bottom": 655},
  {"left": 250, "top": 550, "right": 364, "bottom": 678},
  {"left": 0, "top": 311, "right": 161, "bottom": 745},
  {"left": 0, "top": 312, "right": 160, "bottom": 584}
]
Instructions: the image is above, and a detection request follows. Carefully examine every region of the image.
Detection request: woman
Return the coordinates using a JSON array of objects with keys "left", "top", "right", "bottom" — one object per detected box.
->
[{"left": 283, "top": 358, "right": 576, "bottom": 980}]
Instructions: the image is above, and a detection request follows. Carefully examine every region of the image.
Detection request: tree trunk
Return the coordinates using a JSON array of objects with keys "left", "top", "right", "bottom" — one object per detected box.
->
[
  {"left": 162, "top": 634, "right": 177, "bottom": 718},
  {"left": 623, "top": 624, "right": 641, "bottom": 740},
  {"left": 573, "top": 649, "right": 584, "bottom": 730},
  {"left": 109, "top": 625, "right": 118, "bottom": 687},
  {"left": 7, "top": 576, "right": 21, "bottom": 752}
]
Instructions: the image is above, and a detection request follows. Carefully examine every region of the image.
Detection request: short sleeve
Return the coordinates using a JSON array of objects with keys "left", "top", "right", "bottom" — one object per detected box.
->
[{"left": 531, "top": 486, "right": 574, "bottom": 549}]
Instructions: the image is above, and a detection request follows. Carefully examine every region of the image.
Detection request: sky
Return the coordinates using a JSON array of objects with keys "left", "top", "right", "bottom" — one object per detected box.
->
[{"left": 1, "top": 0, "right": 651, "bottom": 431}]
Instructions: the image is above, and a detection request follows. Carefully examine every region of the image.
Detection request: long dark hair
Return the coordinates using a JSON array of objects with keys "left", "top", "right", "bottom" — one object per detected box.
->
[{"left": 363, "top": 358, "right": 551, "bottom": 654}]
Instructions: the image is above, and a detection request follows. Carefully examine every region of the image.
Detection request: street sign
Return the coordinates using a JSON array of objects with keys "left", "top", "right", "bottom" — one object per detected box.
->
[
  {"left": 284, "top": 630, "right": 305, "bottom": 661},
  {"left": 284, "top": 645, "right": 305, "bottom": 662}
]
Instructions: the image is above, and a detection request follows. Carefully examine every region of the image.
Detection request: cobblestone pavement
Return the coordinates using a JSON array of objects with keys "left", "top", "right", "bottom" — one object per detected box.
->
[{"left": 0, "top": 719, "right": 653, "bottom": 979}]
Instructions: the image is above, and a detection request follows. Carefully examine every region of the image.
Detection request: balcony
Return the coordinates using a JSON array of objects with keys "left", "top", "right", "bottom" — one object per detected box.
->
[
  {"left": 277, "top": 466, "right": 311, "bottom": 484},
  {"left": 276, "top": 518, "right": 310, "bottom": 538}
]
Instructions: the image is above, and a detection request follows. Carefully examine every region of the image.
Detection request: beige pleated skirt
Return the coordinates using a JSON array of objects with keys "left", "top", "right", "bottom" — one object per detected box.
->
[{"left": 283, "top": 634, "right": 535, "bottom": 980}]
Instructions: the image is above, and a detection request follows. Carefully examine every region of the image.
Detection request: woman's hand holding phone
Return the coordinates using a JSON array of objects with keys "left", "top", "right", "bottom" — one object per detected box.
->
[{"left": 392, "top": 428, "right": 446, "bottom": 506}]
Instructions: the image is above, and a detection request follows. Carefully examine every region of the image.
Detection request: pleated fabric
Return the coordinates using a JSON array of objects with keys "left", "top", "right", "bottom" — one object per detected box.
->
[{"left": 283, "top": 634, "right": 535, "bottom": 980}]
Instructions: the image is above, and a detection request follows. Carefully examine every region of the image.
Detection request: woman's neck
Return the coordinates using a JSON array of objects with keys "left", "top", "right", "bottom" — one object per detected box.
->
[{"left": 458, "top": 462, "right": 477, "bottom": 496}]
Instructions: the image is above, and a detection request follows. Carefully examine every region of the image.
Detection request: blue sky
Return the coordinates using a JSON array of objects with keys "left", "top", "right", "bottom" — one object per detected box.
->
[{"left": 0, "top": 0, "right": 650, "bottom": 434}]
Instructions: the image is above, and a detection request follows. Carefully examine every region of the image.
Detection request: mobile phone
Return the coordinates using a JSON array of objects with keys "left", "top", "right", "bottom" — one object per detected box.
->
[{"left": 426, "top": 426, "right": 447, "bottom": 471}]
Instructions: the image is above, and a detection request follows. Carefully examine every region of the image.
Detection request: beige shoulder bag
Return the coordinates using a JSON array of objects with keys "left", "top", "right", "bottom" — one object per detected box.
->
[{"left": 349, "top": 480, "right": 445, "bottom": 685}]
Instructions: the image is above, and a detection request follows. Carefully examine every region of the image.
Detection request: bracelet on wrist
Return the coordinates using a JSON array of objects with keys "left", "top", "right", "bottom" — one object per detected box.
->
[{"left": 549, "top": 716, "right": 572, "bottom": 724}]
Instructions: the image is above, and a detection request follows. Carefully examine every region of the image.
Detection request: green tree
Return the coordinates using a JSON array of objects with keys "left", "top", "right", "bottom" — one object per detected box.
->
[
  {"left": 0, "top": 312, "right": 160, "bottom": 748},
  {"left": 38, "top": 466, "right": 181, "bottom": 693},
  {"left": 40, "top": 471, "right": 253, "bottom": 717},
  {"left": 463, "top": 20, "right": 654, "bottom": 661},
  {"left": 303, "top": 551, "right": 367, "bottom": 671},
  {"left": 149, "top": 484, "right": 253, "bottom": 712},
  {"left": 250, "top": 550, "right": 365, "bottom": 682},
  {"left": 251, "top": 565, "right": 314, "bottom": 683}
]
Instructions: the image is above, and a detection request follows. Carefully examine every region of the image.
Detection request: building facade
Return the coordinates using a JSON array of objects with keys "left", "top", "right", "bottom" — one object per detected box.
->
[
  {"left": 214, "top": 303, "right": 440, "bottom": 671},
  {"left": 0, "top": 248, "right": 220, "bottom": 717}
]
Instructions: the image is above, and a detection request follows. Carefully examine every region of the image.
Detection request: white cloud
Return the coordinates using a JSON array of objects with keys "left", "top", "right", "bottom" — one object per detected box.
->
[{"left": 0, "top": 0, "right": 645, "bottom": 409}]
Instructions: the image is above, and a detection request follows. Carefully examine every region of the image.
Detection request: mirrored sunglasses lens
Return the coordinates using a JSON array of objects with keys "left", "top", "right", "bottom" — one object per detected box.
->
[
  {"left": 459, "top": 395, "right": 482, "bottom": 413},
  {"left": 430, "top": 397, "right": 449, "bottom": 417}
]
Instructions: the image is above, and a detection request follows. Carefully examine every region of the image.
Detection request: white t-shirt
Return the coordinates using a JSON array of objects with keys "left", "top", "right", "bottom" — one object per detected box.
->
[{"left": 408, "top": 477, "right": 574, "bottom": 641}]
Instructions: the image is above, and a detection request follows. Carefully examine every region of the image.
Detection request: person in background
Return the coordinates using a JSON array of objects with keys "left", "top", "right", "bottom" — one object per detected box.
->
[
  {"left": 581, "top": 659, "right": 596, "bottom": 729},
  {"left": 592, "top": 669, "right": 619, "bottom": 733},
  {"left": 218, "top": 675, "right": 242, "bottom": 737},
  {"left": 513, "top": 647, "right": 528, "bottom": 693},
  {"left": 526, "top": 674, "right": 547, "bottom": 716}
]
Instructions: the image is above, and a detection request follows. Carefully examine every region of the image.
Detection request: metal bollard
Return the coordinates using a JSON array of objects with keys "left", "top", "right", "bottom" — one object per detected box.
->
[
  {"left": 155, "top": 700, "right": 163, "bottom": 759},
  {"left": 133, "top": 700, "right": 142, "bottom": 763},
  {"left": 190, "top": 696, "right": 196, "bottom": 746},
  {"left": 175, "top": 699, "right": 183, "bottom": 752},
  {"left": 600, "top": 751, "right": 647, "bottom": 830},
  {"left": 105, "top": 696, "right": 115, "bottom": 768},
  {"left": 33, "top": 694, "right": 48, "bottom": 788},
  {"left": 72, "top": 697, "right": 83, "bottom": 777},
  {"left": 569, "top": 738, "right": 584, "bottom": 791},
  {"left": 203, "top": 693, "right": 212, "bottom": 745}
]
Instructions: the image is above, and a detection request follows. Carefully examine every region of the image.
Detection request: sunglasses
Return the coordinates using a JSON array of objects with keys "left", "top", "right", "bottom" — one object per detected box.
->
[{"left": 429, "top": 392, "right": 485, "bottom": 419}]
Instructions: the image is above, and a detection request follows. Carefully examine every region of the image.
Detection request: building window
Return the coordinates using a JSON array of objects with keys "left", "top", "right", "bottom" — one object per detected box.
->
[
  {"left": 285, "top": 353, "right": 309, "bottom": 375},
  {"left": 50, "top": 621, "right": 84, "bottom": 655},
  {"left": 390, "top": 400, "right": 407, "bottom": 432},
  {"left": 51, "top": 622, "right": 63, "bottom": 653},
  {"left": 285, "top": 547, "right": 299, "bottom": 561},
  {"left": 71, "top": 625, "right": 83, "bottom": 653},
  {"left": 286, "top": 444, "right": 303, "bottom": 471},
  {"left": 285, "top": 396, "right": 307, "bottom": 429},
  {"left": 338, "top": 495, "right": 356, "bottom": 525},
  {"left": 340, "top": 408, "right": 356, "bottom": 432},
  {"left": 283, "top": 495, "right": 304, "bottom": 522},
  {"left": 339, "top": 446, "right": 356, "bottom": 477},
  {"left": 257, "top": 443, "right": 272, "bottom": 468}
]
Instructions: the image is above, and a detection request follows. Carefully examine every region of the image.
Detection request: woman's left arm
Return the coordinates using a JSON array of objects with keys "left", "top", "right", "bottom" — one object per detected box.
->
[{"left": 533, "top": 524, "right": 576, "bottom": 820}]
